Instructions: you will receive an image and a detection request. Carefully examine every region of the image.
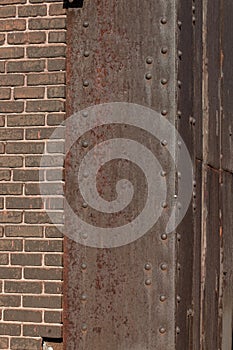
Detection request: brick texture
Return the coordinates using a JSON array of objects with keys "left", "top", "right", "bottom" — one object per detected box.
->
[{"left": 0, "top": 1, "right": 66, "bottom": 347}]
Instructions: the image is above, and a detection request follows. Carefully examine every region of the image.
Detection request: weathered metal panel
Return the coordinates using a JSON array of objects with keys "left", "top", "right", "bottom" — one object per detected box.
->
[{"left": 64, "top": 1, "right": 177, "bottom": 349}]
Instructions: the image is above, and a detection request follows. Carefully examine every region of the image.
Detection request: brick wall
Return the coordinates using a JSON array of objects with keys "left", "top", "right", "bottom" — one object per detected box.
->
[{"left": 0, "top": 1, "right": 66, "bottom": 349}]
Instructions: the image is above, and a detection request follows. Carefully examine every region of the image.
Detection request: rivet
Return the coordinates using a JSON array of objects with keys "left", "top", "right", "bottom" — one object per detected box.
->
[
  {"left": 178, "top": 50, "right": 182, "bottom": 58},
  {"left": 189, "top": 116, "right": 193, "bottom": 124},
  {"left": 161, "top": 201, "right": 168, "bottom": 209},
  {"left": 160, "top": 263, "right": 168, "bottom": 271},
  {"left": 161, "top": 78, "right": 168, "bottom": 85},
  {"left": 84, "top": 50, "right": 90, "bottom": 57},
  {"left": 161, "top": 233, "right": 168, "bottom": 240},
  {"left": 192, "top": 5, "right": 195, "bottom": 12},
  {"left": 177, "top": 263, "right": 181, "bottom": 270},
  {"left": 82, "top": 140, "right": 88, "bottom": 148},
  {"left": 160, "top": 170, "right": 167, "bottom": 177},
  {"left": 146, "top": 57, "right": 153, "bottom": 64},
  {"left": 160, "top": 295, "right": 166, "bottom": 302},
  {"left": 177, "top": 110, "right": 182, "bottom": 118},
  {"left": 193, "top": 180, "right": 197, "bottom": 187},
  {"left": 81, "top": 323, "right": 88, "bottom": 331},
  {"left": 192, "top": 16, "right": 196, "bottom": 24},
  {"left": 145, "top": 263, "right": 152, "bottom": 271},
  {"left": 83, "top": 21, "right": 89, "bottom": 28},
  {"left": 159, "top": 327, "right": 166, "bottom": 334},
  {"left": 83, "top": 171, "right": 89, "bottom": 178},
  {"left": 176, "top": 326, "right": 181, "bottom": 334},
  {"left": 178, "top": 80, "right": 182, "bottom": 88},
  {"left": 161, "top": 17, "right": 167, "bottom": 24},
  {"left": 177, "top": 295, "right": 181, "bottom": 303},
  {"left": 178, "top": 20, "right": 182, "bottom": 28},
  {"left": 161, "top": 139, "right": 168, "bottom": 146},
  {"left": 161, "top": 47, "right": 168, "bottom": 54},
  {"left": 177, "top": 202, "right": 182, "bottom": 209},
  {"left": 145, "top": 279, "right": 152, "bottom": 286},
  {"left": 81, "top": 233, "right": 88, "bottom": 240},
  {"left": 177, "top": 233, "right": 181, "bottom": 241},
  {"left": 82, "top": 202, "right": 88, "bottom": 208},
  {"left": 161, "top": 109, "right": 168, "bottom": 116},
  {"left": 178, "top": 140, "right": 182, "bottom": 147},
  {"left": 81, "top": 294, "right": 87, "bottom": 301},
  {"left": 177, "top": 172, "right": 181, "bottom": 179},
  {"left": 145, "top": 73, "right": 152, "bottom": 80},
  {"left": 82, "top": 111, "right": 88, "bottom": 118},
  {"left": 192, "top": 118, "right": 196, "bottom": 125},
  {"left": 81, "top": 263, "right": 87, "bottom": 270},
  {"left": 83, "top": 80, "right": 89, "bottom": 87},
  {"left": 193, "top": 191, "right": 196, "bottom": 198}
]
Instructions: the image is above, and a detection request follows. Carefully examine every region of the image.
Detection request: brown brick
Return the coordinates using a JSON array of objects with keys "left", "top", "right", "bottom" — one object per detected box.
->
[
  {"left": 27, "top": 45, "right": 66, "bottom": 58},
  {"left": 24, "top": 267, "right": 63, "bottom": 281},
  {"left": 0, "top": 156, "right": 23, "bottom": 168},
  {"left": 0, "top": 239, "right": 22, "bottom": 251},
  {"left": 29, "top": 18, "right": 66, "bottom": 30},
  {"left": 49, "top": 3, "right": 66, "bottom": 15},
  {"left": 44, "top": 310, "right": 62, "bottom": 323},
  {"left": 0, "top": 88, "right": 11, "bottom": 100},
  {"left": 23, "top": 294, "right": 62, "bottom": 308},
  {"left": 8, "top": 31, "right": 46, "bottom": 45},
  {"left": 0, "top": 101, "right": 24, "bottom": 113},
  {"left": 7, "top": 114, "right": 45, "bottom": 126},
  {"left": 0, "top": 128, "right": 23, "bottom": 140},
  {"left": 0, "top": 183, "right": 22, "bottom": 195},
  {"left": 45, "top": 254, "right": 63, "bottom": 266},
  {"left": 0, "top": 323, "right": 21, "bottom": 336},
  {"left": 25, "top": 240, "right": 63, "bottom": 252},
  {"left": 0, "top": 337, "right": 8, "bottom": 349},
  {"left": 48, "top": 31, "right": 66, "bottom": 43},
  {"left": 4, "top": 309, "right": 42, "bottom": 323},
  {"left": 26, "top": 126, "right": 64, "bottom": 139},
  {"left": 13, "top": 169, "right": 40, "bottom": 182},
  {"left": 48, "top": 86, "right": 65, "bottom": 98},
  {"left": 46, "top": 169, "right": 64, "bottom": 181},
  {"left": 0, "top": 62, "right": 5, "bottom": 73},
  {"left": 0, "top": 143, "right": 4, "bottom": 154},
  {"left": 28, "top": 72, "right": 65, "bottom": 85},
  {"left": 46, "top": 197, "right": 64, "bottom": 210},
  {"left": 0, "top": 197, "right": 3, "bottom": 209},
  {"left": 0, "top": 19, "right": 26, "bottom": 31},
  {"left": 6, "top": 197, "right": 43, "bottom": 209},
  {"left": 14, "top": 86, "right": 45, "bottom": 99},
  {"left": 25, "top": 183, "right": 63, "bottom": 195},
  {"left": 11, "top": 253, "right": 42, "bottom": 266},
  {"left": 45, "top": 226, "right": 63, "bottom": 238},
  {"left": 0, "top": 295, "right": 20, "bottom": 307},
  {"left": 5, "top": 225, "right": 43, "bottom": 237},
  {"left": 25, "top": 155, "right": 63, "bottom": 167},
  {"left": 0, "top": 267, "right": 21, "bottom": 279},
  {"left": 5, "top": 142, "right": 44, "bottom": 154},
  {"left": 0, "top": 0, "right": 26, "bottom": 3},
  {"left": 7, "top": 59, "right": 45, "bottom": 72},
  {"left": 47, "top": 113, "right": 65, "bottom": 125},
  {"left": 0, "top": 170, "right": 10, "bottom": 181},
  {"left": 44, "top": 281, "right": 62, "bottom": 294},
  {"left": 0, "top": 211, "right": 22, "bottom": 223},
  {"left": 48, "top": 58, "right": 65, "bottom": 71},
  {"left": 5, "top": 281, "right": 42, "bottom": 294},
  {"left": 23, "top": 324, "right": 62, "bottom": 338},
  {"left": 0, "top": 227, "right": 3, "bottom": 237},
  {"left": 0, "top": 74, "right": 24, "bottom": 86},
  {"left": 0, "top": 253, "right": 8, "bottom": 265},
  {"left": 26, "top": 100, "right": 65, "bottom": 112},
  {"left": 0, "top": 34, "right": 5, "bottom": 45},
  {"left": 18, "top": 4, "right": 47, "bottom": 17},
  {"left": 0, "top": 6, "right": 16, "bottom": 17},
  {"left": 11, "top": 338, "right": 41, "bottom": 350}
]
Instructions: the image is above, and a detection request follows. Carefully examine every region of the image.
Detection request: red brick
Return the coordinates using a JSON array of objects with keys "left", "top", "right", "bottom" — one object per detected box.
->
[
  {"left": 0, "top": 183, "right": 22, "bottom": 195},
  {"left": 25, "top": 240, "right": 63, "bottom": 252},
  {"left": 18, "top": 4, "right": 47, "bottom": 17},
  {"left": 7, "top": 59, "right": 45, "bottom": 72},
  {"left": 0, "top": 211, "right": 22, "bottom": 223},
  {"left": 0, "top": 337, "right": 8, "bottom": 349},
  {"left": 14, "top": 86, "right": 45, "bottom": 99},
  {"left": 0, "top": 101, "right": 24, "bottom": 113},
  {"left": 25, "top": 183, "right": 63, "bottom": 195},
  {"left": 0, "top": 6, "right": 16, "bottom": 18},
  {"left": 0, "top": 88, "right": 11, "bottom": 100},
  {"left": 0, "top": 267, "right": 22, "bottom": 279},
  {"left": 45, "top": 226, "right": 63, "bottom": 238},
  {"left": 0, "top": 295, "right": 20, "bottom": 307},
  {"left": 5, "top": 225, "right": 43, "bottom": 237},
  {"left": 0, "top": 74, "right": 24, "bottom": 86},
  {"left": 27, "top": 45, "right": 66, "bottom": 58},
  {"left": 0, "top": 239, "right": 22, "bottom": 251},
  {"left": 0, "top": 19, "right": 26, "bottom": 31},
  {"left": 0, "top": 129, "right": 23, "bottom": 140},
  {"left": 0, "top": 34, "right": 5, "bottom": 45},
  {"left": 0, "top": 156, "right": 23, "bottom": 168},
  {"left": 0, "top": 253, "right": 8, "bottom": 265},
  {"left": 0, "top": 323, "right": 21, "bottom": 336},
  {"left": 0, "top": 170, "right": 10, "bottom": 181},
  {"left": 5, "top": 281, "right": 42, "bottom": 294},
  {"left": 26, "top": 126, "right": 64, "bottom": 139},
  {"left": 8, "top": 31, "right": 46, "bottom": 45},
  {"left": 11, "top": 338, "right": 41, "bottom": 350}
]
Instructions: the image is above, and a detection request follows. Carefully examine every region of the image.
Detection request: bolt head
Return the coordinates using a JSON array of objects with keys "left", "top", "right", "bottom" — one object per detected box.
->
[
  {"left": 159, "top": 327, "right": 166, "bottom": 334},
  {"left": 161, "top": 78, "right": 168, "bottom": 85},
  {"left": 146, "top": 57, "right": 153, "bottom": 64},
  {"left": 82, "top": 141, "right": 88, "bottom": 148},
  {"left": 82, "top": 111, "right": 88, "bottom": 118},
  {"left": 160, "top": 263, "right": 168, "bottom": 271},
  {"left": 178, "top": 50, "right": 182, "bottom": 57},
  {"left": 161, "top": 17, "right": 167, "bottom": 24},
  {"left": 145, "top": 263, "right": 152, "bottom": 271},
  {"left": 83, "top": 21, "right": 89, "bottom": 28},
  {"left": 82, "top": 323, "right": 88, "bottom": 331},
  {"left": 160, "top": 170, "right": 167, "bottom": 177},
  {"left": 145, "top": 279, "right": 152, "bottom": 286},
  {"left": 81, "top": 263, "right": 87, "bottom": 270},
  {"left": 177, "top": 295, "right": 181, "bottom": 303},
  {"left": 81, "top": 294, "right": 87, "bottom": 301},
  {"left": 161, "top": 139, "right": 168, "bottom": 146},
  {"left": 176, "top": 326, "right": 181, "bottom": 334},
  {"left": 161, "top": 47, "right": 168, "bottom": 54},
  {"left": 145, "top": 73, "right": 152, "bottom": 80},
  {"left": 178, "top": 20, "right": 182, "bottom": 28},
  {"left": 83, "top": 80, "right": 89, "bottom": 87},
  {"left": 161, "top": 233, "right": 168, "bottom": 240},
  {"left": 160, "top": 295, "right": 166, "bottom": 302},
  {"left": 82, "top": 202, "right": 88, "bottom": 208},
  {"left": 84, "top": 50, "right": 90, "bottom": 57},
  {"left": 161, "top": 109, "right": 168, "bottom": 116}
]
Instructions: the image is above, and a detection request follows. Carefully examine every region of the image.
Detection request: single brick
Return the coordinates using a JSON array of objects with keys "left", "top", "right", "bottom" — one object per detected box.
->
[
  {"left": 0, "top": 62, "right": 5, "bottom": 73},
  {"left": 0, "top": 74, "right": 24, "bottom": 86},
  {"left": 5, "top": 142, "right": 44, "bottom": 154},
  {"left": 45, "top": 226, "right": 63, "bottom": 238},
  {"left": 7, "top": 59, "right": 45, "bottom": 72},
  {"left": 4, "top": 309, "right": 42, "bottom": 322},
  {"left": 0, "top": 253, "right": 8, "bottom": 265},
  {"left": 0, "top": 0, "right": 26, "bottom": 3},
  {"left": 5, "top": 225, "right": 43, "bottom": 237},
  {"left": 26, "top": 127, "right": 64, "bottom": 140},
  {"left": 25, "top": 155, "right": 64, "bottom": 167},
  {"left": 0, "top": 170, "right": 10, "bottom": 181},
  {"left": 45, "top": 254, "right": 63, "bottom": 266},
  {"left": 48, "top": 86, "right": 65, "bottom": 98},
  {"left": 48, "top": 31, "right": 66, "bottom": 43},
  {"left": 0, "top": 88, "right": 11, "bottom": 100},
  {"left": 29, "top": 18, "right": 66, "bottom": 30},
  {"left": 23, "top": 295, "right": 62, "bottom": 308},
  {"left": 44, "top": 281, "right": 63, "bottom": 294},
  {"left": 6, "top": 197, "right": 43, "bottom": 209},
  {"left": 8, "top": 31, "right": 46, "bottom": 45},
  {"left": 13, "top": 169, "right": 40, "bottom": 182},
  {"left": 0, "top": 156, "right": 23, "bottom": 168},
  {"left": 0, "top": 267, "right": 22, "bottom": 279},
  {"left": 0, "top": 337, "right": 8, "bottom": 349},
  {"left": 46, "top": 197, "right": 64, "bottom": 210},
  {"left": 14, "top": 86, "right": 45, "bottom": 99},
  {"left": 0, "top": 6, "right": 16, "bottom": 18},
  {"left": 7, "top": 114, "right": 45, "bottom": 126},
  {"left": 18, "top": 4, "right": 47, "bottom": 17},
  {"left": 25, "top": 183, "right": 63, "bottom": 196},
  {"left": 11, "top": 253, "right": 42, "bottom": 266},
  {"left": 47, "top": 141, "right": 64, "bottom": 154},
  {"left": 0, "top": 239, "right": 22, "bottom": 251},
  {"left": 0, "top": 34, "right": 5, "bottom": 45},
  {"left": 49, "top": 3, "right": 66, "bottom": 15},
  {"left": 23, "top": 324, "right": 62, "bottom": 338},
  {"left": 0, "top": 19, "right": 26, "bottom": 32},
  {"left": 0, "top": 226, "right": 3, "bottom": 237},
  {"left": 0, "top": 128, "right": 23, "bottom": 140},
  {"left": 0, "top": 101, "right": 24, "bottom": 113},
  {"left": 46, "top": 169, "right": 64, "bottom": 182},
  {"left": 25, "top": 240, "right": 63, "bottom": 252},
  {"left": 11, "top": 338, "right": 41, "bottom": 350},
  {"left": 47, "top": 113, "right": 65, "bottom": 125},
  {"left": 0, "top": 197, "right": 3, "bottom": 209},
  {"left": 24, "top": 268, "right": 63, "bottom": 281},
  {"left": 0, "top": 295, "right": 20, "bottom": 307},
  {"left": 27, "top": 45, "right": 66, "bottom": 58},
  {"left": 0, "top": 143, "right": 4, "bottom": 154},
  {"left": 48, "top": 58, "right": 66, "bottom": 71},
  {"left": 0, "top": 323, "right": 21, "bottom": 336},
  {"left": 0, "top": 211, "right": 22, "bottom": 223},
  {"left": 26, "top": 100, "right": 65, "bottom": 112},
  {"left": 0, "top": 183, "right": 23, "bottom": 195},
  {"left": 44, "top": 310, "right": 62, "bottom": 323},
  {"left": 5, "top": 281, "right": 42, "bottom": 294},
  {"left": 27, "top": 72, "right": 65, "bottom": 85}
]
